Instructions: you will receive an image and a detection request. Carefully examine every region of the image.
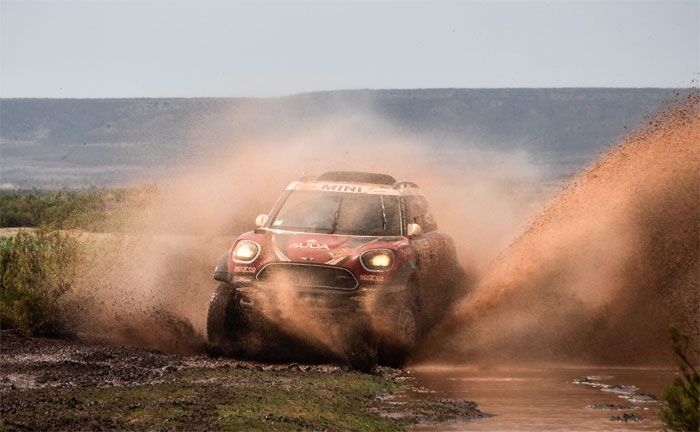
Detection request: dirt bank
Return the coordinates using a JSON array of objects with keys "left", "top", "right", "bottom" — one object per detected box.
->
[{"left": 0, "top": 330, "right": 491, "bottom": 431}]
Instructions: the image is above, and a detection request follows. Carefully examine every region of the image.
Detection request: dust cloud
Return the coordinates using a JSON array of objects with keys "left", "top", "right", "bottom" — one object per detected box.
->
[
  {"left": 67, "top": 93, "right": 697, "bottom": 366},
  {"left": 67, "top": 109, "right": 548, "bottom": 356},
  {"left": 419, "top": 93, "right": 699, "bottom": 365}
]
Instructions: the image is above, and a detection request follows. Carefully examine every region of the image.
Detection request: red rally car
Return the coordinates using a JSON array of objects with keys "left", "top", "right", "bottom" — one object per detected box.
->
[{"left": 208, "top": 171, "right": 465, "bottom": 370}]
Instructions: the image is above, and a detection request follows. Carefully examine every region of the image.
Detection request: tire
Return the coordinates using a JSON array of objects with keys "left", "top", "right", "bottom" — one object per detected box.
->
[
  {"left": 206, "top": 284, "right": 307, "bottom": 361},
  {"left": 378, "top": 278, "right": 419, "bottom": 368},
  {"left": 206, "top": 283, "right": 243, "bottom": 355}
]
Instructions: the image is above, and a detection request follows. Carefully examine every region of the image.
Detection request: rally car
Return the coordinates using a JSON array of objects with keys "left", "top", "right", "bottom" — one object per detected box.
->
[{"left": 208, "top": 171, "right": 465, "bottom": 370}]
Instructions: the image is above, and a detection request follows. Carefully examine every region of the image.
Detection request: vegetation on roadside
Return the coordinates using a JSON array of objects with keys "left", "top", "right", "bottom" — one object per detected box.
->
[
  {"left": 0, "top": 359, "right": 489, "bottom": 431},
  {"left": 0, "top": 187, "right": 155, "bottom": 231},
  {"left": 0, "top": 229, "right": 83, "bottom": 336},
  {"left": 660, "top": 326, "right": 699, "bottom": 432},
  {"left": 1, "top": 366, "right": 400, "bottom": 431}
]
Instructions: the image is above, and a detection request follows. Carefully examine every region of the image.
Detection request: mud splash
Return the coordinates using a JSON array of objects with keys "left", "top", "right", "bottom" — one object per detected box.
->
[
  {"left": 62, "top": 93, "right": 697, "bottom": 366},
  {"left": 421, "top": 93, "right": 699, "bottom": 364},
  {"left": 63, "top": 234, "right": 228, "bottom": 354},
  {"left": 64, "top": 110, "right": 549, "bottom": 357}
]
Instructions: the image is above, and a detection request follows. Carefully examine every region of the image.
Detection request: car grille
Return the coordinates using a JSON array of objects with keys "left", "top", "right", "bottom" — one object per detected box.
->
[{"left": 256, "top": 263, "right": 359, "bottom": 290}]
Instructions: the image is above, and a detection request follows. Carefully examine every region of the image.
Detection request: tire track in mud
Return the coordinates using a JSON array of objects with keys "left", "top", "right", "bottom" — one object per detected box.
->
[
  {"left": 0, "top": 329, "right": 492, "bottom": 430},
  {"left": 0, "top": 329, "right": 339, "bottom": 392}
]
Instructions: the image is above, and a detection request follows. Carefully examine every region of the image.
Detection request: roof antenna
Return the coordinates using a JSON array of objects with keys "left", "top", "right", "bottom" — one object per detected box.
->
[{"left": 299, "top": 170, "right": 316, "bottom": 182}]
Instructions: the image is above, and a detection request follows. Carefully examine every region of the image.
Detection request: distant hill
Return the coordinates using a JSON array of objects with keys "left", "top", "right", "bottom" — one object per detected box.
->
[{"left": 0, "top": 88, "right": 690, "bottom": 188}]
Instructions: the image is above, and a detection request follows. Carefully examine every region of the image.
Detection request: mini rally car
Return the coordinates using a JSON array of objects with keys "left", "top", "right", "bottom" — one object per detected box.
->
[{"left": 208, "top": 171, "right": 464, "bottom": 370}]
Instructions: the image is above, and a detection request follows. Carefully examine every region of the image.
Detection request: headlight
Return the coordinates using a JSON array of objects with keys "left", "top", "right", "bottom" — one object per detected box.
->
[
  {"left": 361, "top": 249, "right": 394, "bottom": 271},
  {"left": 231, "top": 240, "right": 260, "bottom": 263}
]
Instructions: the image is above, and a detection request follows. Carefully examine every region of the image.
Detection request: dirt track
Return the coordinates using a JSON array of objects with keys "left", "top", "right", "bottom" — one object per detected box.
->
[{"left": 0, "top": 330, "right": 490, "bottom": 431}]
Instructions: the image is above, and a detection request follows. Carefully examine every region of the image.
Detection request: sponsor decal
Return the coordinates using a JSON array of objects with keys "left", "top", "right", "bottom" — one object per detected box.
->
[
  {"left": 360, "top": 274, "right": 384, "bottom": 282},
  {"left": 399, "top": 248, "right": 412, "bottom": 257},
  {"left": 321, "top": 184, "right": 363, "bottom": 193},
  {"left": 233, "top": 275, "right": 254, "bottom": 283},
  {"left": 286, "top": 181, "right": 401, "bottom": 196},
  {"left": 329, "top": 247, "right": 352, "bottom": 258},
  {"left": 294, "top": 183, "right": 318, "bottom": 191},
  {"left": 233, "top": 266, "right": 256, "bottom": 273},
  {"left": 271, "top": 237, "right": 292, "bottom": 262},
  {"left": 289, "top": 239, "right": 330, "bottom": 250}
]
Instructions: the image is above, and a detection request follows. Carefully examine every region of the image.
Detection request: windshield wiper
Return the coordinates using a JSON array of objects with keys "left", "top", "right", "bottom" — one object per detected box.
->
[
  {"left": 330, "top": 197, "right": 342, "bottom": 234},
  {"left": 379, "top": 196, "right": 387, "bottom": 235}
]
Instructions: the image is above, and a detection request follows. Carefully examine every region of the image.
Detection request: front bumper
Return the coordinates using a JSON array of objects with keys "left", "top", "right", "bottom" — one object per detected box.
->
[
  {"left": 235, "top": 280, "right": 408, "bottom": 318},
  {"left": 213, "top": 258, "right": 412, "bottom": 321},
  {"left": 215, "top": 268, "right": 406, "bottom": 320}
]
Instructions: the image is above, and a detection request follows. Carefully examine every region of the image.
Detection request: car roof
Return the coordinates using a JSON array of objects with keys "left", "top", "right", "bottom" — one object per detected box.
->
[
  {"left": 286, "top": 171, "right": 423, "bottom": 196},
  {"left": 317, "top": 171, "right": 397, "bottom": 185}
]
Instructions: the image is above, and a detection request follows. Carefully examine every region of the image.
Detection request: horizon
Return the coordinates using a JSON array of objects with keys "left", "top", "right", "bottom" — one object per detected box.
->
[{"left": 1, "top": 86, "right": 695, "bottom": 101}]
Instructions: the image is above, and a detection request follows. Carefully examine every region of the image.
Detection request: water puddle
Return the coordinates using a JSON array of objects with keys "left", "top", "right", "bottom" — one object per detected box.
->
[{"left": 402, "top": 366, "right": 676, "bottom": 431}]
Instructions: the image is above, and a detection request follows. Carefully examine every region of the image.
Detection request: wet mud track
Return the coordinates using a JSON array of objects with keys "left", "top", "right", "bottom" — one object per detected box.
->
[
  {"left": 0, "top": 330, "right": 490, "bottom": 431},
  {"left": 1, "top": 330, "right": 188, "bottom": 391}
]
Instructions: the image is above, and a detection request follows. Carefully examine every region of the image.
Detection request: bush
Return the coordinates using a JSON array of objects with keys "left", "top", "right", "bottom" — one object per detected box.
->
[
  {"left": 0, "top": 229, "right": 83, "bottom": 336},
  {"left": 660, "top": 326, "right": 699, "bottom": 432},
  {"left": 0, "top": 190, "right": 108, "bottom": 230},
  {"left": 0, "top": 187, "right": 155, "bottom": 232}
]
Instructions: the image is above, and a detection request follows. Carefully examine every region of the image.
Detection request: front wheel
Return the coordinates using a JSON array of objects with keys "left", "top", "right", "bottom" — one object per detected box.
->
[
  {"left": 378, "top": 279, "right": 419, "bottom": 368},
  {"left": 206, "top": 283, "right": 243, "bottom": 355}
]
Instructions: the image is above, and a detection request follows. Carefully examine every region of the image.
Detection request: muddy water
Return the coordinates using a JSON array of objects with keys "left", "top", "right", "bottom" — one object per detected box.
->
[{"left": 403, "top": 366, "right": 676, "bottom": 431}]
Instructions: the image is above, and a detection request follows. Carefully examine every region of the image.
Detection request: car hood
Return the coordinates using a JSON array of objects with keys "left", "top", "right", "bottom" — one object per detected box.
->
[{"left": 266, "top": 231, "right": 402, "bottom": 266}]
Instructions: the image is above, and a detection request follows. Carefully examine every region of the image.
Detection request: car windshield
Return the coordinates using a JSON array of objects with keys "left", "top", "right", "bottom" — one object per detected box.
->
[{"left": 270, "top": 190, "right": 401, "bottom": 236}]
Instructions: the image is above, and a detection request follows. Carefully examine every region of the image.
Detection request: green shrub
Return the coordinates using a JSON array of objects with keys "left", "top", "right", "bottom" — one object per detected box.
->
[
  {"left": 0, "top": 190, "right": 107, "bottom": 230},
  {"left": 0, "top": 187, "right": 154, "bottom": 232},
  {"left": 660, "top": 326, "right": 699, "bottom": 432},
  {"left": 0, "top": 229, "right": 83, "bottom": 336}
]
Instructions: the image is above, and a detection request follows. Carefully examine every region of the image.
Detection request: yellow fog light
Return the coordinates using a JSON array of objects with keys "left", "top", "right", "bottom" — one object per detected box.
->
[
  {"left": 232, "top": 240, "right": 260, "bottom": 263},
  {"left": 361, "top": 249, "right": 394, "bottom": 271}
]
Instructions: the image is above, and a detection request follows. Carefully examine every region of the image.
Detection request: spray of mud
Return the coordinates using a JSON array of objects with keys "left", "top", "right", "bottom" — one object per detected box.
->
[
  {"left": 64, "top": 109, "right": 548, "bottom": 357},
  {"left": 64, "top": 94, "right": 697, "bottom": 366},
  {"left": 419, "top": 93, "right": 699, "bottom": 365}
]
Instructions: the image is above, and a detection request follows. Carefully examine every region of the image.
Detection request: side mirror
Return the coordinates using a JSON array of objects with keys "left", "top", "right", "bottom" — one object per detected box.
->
[
  {"left": 407, "top": 223, "right": 423, "bottom": 238},
  {"left": 255, "top": 214, "right": 269, "bottom": 228}
]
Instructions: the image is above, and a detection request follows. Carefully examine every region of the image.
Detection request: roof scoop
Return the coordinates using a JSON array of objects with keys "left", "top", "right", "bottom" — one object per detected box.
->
[{"left": 317, "top": 171, "right": 397, "bottom": 185}]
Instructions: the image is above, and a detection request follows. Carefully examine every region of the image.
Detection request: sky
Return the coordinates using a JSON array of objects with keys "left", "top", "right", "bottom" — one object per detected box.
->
[{"left": 1, "top": 1, "right": 698, "bottom": 98}]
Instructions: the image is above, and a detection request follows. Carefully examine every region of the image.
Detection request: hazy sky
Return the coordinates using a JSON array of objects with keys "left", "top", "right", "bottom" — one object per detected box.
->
[{"left": 1, "top": 1, "right": 698, "bottom": 98}]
